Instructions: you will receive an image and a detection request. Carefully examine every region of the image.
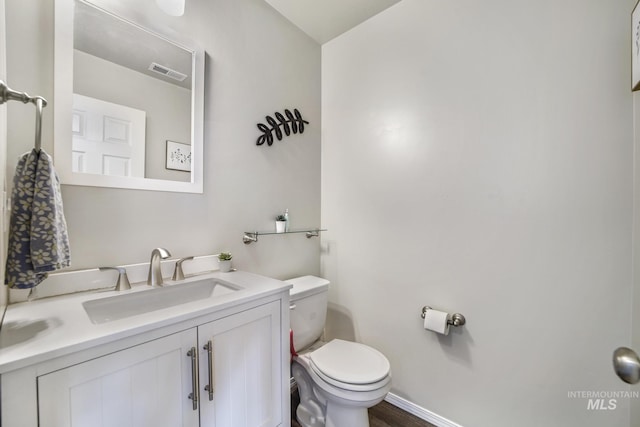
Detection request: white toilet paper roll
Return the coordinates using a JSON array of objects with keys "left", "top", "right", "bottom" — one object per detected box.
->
[{"left": 423, "top": 309, "right": 450, "bottom": 335}]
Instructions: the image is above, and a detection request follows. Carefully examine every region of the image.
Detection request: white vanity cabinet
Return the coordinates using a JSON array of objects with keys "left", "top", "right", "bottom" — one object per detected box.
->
[
  {"left": 38, "top": 329, "right": 200, "bottom": 427},
  {"left": 198, "top": 301, "right": 282, "bottom": 427},
  {"left": 1, "top": 298, "right": 288, "bottom": 427}
]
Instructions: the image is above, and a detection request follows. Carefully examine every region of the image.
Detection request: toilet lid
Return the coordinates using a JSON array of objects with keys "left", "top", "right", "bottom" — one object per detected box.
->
[{"left": 309, "top": 339, "right": 390, "bottom": 385}]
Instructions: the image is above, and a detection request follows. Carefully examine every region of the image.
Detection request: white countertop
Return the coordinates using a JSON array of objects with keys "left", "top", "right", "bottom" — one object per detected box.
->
[{"left": 0, "top": 270, "right": 291, "bottom": 374}]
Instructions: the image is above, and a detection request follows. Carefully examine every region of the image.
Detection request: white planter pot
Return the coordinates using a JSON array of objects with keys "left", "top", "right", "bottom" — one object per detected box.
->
[
  {"left": 218, "top": 259, "right": 232, "bottom": 272},
  {"left": 275, "top": 221, "right": 286, "bottom": 233}
]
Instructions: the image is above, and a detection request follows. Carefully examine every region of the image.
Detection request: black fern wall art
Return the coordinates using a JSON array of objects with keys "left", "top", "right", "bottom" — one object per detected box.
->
[{"left": 256, "top": 108, "right": 309, "bottom": 146}]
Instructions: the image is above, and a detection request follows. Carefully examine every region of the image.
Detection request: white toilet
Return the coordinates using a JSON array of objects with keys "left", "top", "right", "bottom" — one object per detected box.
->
[{"left": 287, "top": 275, "right": 392, "bottom": 427}]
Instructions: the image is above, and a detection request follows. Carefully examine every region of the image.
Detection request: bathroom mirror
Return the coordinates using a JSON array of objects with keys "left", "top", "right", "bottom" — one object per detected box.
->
[{"left": 54, "top": 0, "right": 204, "bottom": 193}]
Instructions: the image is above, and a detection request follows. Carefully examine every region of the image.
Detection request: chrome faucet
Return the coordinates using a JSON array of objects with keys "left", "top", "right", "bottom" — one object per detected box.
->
[
  {"left": 99, "top": 266, "right": 131, "bottom": 291},
  {"left": 148, "top": 247, "right": 171, "bottom": 287},
  {"left": 172, "top": 256, "right": 194, "bottom": 281}
]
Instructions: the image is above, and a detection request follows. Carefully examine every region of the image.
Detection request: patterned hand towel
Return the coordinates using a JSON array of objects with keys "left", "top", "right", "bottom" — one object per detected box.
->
[{"left": 5, "top": 149, "right": 71, "bottom": 289}]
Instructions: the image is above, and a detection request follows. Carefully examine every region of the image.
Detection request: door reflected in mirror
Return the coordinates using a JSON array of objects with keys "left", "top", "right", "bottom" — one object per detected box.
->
[
  {"left": 71, "top": 94, "right": 147, "bottom": 178},
  {"left": 54, "top": 0, "right": 204, "bottom": 193}
]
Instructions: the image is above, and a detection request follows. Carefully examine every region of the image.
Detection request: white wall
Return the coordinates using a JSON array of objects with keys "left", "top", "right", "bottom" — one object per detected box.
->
[
  {"left": 322, "top": 1, "right": 634, "bottom": 426},
  {"left": 5, "top": 0, "right": 321, "bottom": 280},
  {"left": 73, "top": 50, "right": 191, "bottom": 182}
]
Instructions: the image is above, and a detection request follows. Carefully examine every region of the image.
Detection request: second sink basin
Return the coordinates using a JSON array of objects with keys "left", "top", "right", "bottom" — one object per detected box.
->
[{"left": 82, "top": 278, "right": 238, "bottom": 324}]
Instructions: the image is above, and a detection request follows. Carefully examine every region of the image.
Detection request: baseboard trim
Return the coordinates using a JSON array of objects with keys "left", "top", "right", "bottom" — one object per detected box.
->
[{"left": 384, "top": 393, "right": 463, "bottom": 427}]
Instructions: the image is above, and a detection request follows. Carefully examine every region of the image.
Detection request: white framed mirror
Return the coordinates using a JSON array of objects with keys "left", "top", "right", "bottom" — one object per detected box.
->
[{"left": 54, "top": 0, "right": 204, "bottom": 193}]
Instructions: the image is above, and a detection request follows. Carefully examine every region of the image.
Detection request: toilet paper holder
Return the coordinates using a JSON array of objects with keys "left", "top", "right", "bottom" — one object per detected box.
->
[{"left": 421, "top": 306, "right": 466, "bottom": 327}]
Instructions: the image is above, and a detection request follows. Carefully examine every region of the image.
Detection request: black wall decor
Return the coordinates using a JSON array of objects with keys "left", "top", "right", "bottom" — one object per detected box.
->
[{"left": 256, "top": 108, "right": 309, "bottom": 146}]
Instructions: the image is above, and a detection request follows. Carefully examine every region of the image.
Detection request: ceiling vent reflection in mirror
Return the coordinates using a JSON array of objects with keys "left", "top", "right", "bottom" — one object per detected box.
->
[{"left": 148, "top": 62, "right": 188, "bottom": 82}]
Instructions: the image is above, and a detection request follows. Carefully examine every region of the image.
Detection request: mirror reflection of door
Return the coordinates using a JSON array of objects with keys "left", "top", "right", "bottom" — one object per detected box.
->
[
  {"left": 72, "top": 94, "right": 146, "bottom": 177},
  {"left": 72, "top": 0, "right": 192, "bottom": 183}
]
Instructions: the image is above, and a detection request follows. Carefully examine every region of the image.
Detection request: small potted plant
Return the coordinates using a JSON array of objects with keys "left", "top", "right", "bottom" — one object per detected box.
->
[
  {"left": 275, "top": 214, "right": 287, "bottom": 233},
  {"left": 218, "top": 252, "right": 233, "bottom": 272}
]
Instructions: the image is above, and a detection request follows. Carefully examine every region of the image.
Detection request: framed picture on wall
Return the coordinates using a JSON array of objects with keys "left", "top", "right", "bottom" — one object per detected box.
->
[
  {"left": 165, "top": 140, "right": 192, "bottom": 172},
  {"left": 633, "top": 0, "right": 640, "bottom": 91}
]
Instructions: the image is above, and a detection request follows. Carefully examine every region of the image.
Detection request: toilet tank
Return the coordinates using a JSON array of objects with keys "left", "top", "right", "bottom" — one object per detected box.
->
[{"left": 286, "top": 275, "right": 330, "bottom": 352}]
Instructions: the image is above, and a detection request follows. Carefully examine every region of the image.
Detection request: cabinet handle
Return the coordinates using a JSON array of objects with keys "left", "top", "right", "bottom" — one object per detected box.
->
[
  {"left": 187, "top": 347, "right": 199, "bottom": 410},
  {"left": 204, "top": 340, "right": 214, "bottom": 400}
]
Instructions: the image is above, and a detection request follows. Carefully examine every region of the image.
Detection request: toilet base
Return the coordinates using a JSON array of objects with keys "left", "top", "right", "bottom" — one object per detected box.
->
[
  {"left": 295, "top": 396, "right": 372, "bottom": 427},
  {"left": 324, "top": 401, "right": 369, "bottom": 427}
]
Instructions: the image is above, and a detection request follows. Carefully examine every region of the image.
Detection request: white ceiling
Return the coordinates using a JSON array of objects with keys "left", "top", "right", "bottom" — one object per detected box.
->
[{"left": 265, "top": 0, "right": 401, "bottom": 45}]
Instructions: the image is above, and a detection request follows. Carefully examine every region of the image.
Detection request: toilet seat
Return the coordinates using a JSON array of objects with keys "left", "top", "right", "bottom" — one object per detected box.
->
[{"left": 308, "top": 339, "right": 391, "bottom": 391}]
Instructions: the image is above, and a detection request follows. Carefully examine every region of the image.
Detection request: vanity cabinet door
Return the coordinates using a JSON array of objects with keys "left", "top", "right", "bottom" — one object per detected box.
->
[
  {"left": 37, "top": 329, "right": 200, "bottom": 427},
  {"left": 198, "top": 301, "right": 282, "bottom": 427}
]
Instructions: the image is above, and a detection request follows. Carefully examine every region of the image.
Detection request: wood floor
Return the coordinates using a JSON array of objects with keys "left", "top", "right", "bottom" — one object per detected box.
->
[
  {"left": 291, "top": 391, "right": 436, "bottom": 427},
  {"left": 367, "top": 401, "right": 436, "bottom": 427}
]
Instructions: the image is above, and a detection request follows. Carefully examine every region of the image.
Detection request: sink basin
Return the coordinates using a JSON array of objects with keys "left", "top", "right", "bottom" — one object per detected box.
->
[{"left": 82, "top": 278, "right": 238, "bottom": 324}]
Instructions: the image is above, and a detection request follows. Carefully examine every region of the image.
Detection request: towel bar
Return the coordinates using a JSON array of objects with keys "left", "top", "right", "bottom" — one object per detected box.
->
[{"left": 0, "top": 80, "right": 48, "bottom": 152}]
